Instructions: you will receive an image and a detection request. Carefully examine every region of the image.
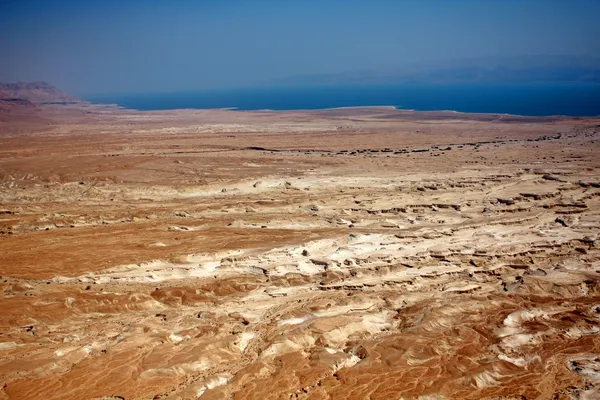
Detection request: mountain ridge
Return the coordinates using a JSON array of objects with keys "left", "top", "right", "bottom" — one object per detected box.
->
[
  {"left": 0, "top": 81, "right": 82, "bottom": 104},
  {"left": 278, "top": 55, "right": 600, "bottom": 86}
]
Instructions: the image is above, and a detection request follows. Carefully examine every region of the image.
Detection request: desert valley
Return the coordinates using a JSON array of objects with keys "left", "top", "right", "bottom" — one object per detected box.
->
[{"left": 1, "top": 83, "right": 600, "bottom": 399}]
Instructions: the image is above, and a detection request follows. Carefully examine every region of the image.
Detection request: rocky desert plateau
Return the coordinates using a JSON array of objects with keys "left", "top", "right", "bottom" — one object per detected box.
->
[{"left": 1, "top": 88, "right": 600, "bottom": 400}]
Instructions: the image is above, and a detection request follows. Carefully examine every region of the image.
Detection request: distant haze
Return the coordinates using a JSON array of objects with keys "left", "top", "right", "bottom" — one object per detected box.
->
[{"left": 1, "top": 0, "right": 599, "bottom": 95}]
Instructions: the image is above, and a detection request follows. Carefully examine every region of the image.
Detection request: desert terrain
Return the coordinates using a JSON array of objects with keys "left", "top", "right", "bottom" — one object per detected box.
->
[{"left": 1, "top": 98, "right": 600, "bottom": 399}]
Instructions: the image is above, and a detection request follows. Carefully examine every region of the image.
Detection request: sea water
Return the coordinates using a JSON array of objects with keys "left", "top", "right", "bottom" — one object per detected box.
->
[{"left": 85, "top": 82, "right": 600, "bottom": 116}]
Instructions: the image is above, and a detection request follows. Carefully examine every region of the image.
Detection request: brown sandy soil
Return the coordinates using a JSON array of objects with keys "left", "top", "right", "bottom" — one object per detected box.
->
[{"left": 1, "top": 105, "right": 600, "bottom": 399}]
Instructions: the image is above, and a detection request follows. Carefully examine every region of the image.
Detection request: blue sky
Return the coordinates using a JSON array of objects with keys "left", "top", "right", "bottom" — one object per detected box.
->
[{"left": 1, "top": 0, "right": 599, "bottom": 94}]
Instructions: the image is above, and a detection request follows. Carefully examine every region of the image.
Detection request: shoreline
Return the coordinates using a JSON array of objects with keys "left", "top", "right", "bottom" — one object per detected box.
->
[
  {"left": 81, "top": 82, "right": 600, "bottom": 118},
  {"left": 82, "top": 102, "right": 593, "bottom": 120}
]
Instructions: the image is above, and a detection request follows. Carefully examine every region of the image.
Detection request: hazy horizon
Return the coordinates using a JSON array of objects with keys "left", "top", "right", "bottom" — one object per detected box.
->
[{"left": 1, "top": 0, "right": 599, "bottom": 95}]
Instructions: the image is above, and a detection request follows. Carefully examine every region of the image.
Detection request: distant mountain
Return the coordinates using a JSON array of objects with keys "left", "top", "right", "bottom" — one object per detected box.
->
[
  {"left": 0, "top": 81, "right": 82, "bottom": 104},
  {"left": 280, "top": 55, "right": 600, "bottom": 86},
  {"left": 0, "top": 97, "right": 36, "bottom": 110},
  {"left": 0, "top": 81, "right": 84, "bottom": 126},
  {"left": 0, "top": 96, "right": 43, "bottom": 125},
  {"left": 0, "top": 86, "right": 37, "bottom": 116}
]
